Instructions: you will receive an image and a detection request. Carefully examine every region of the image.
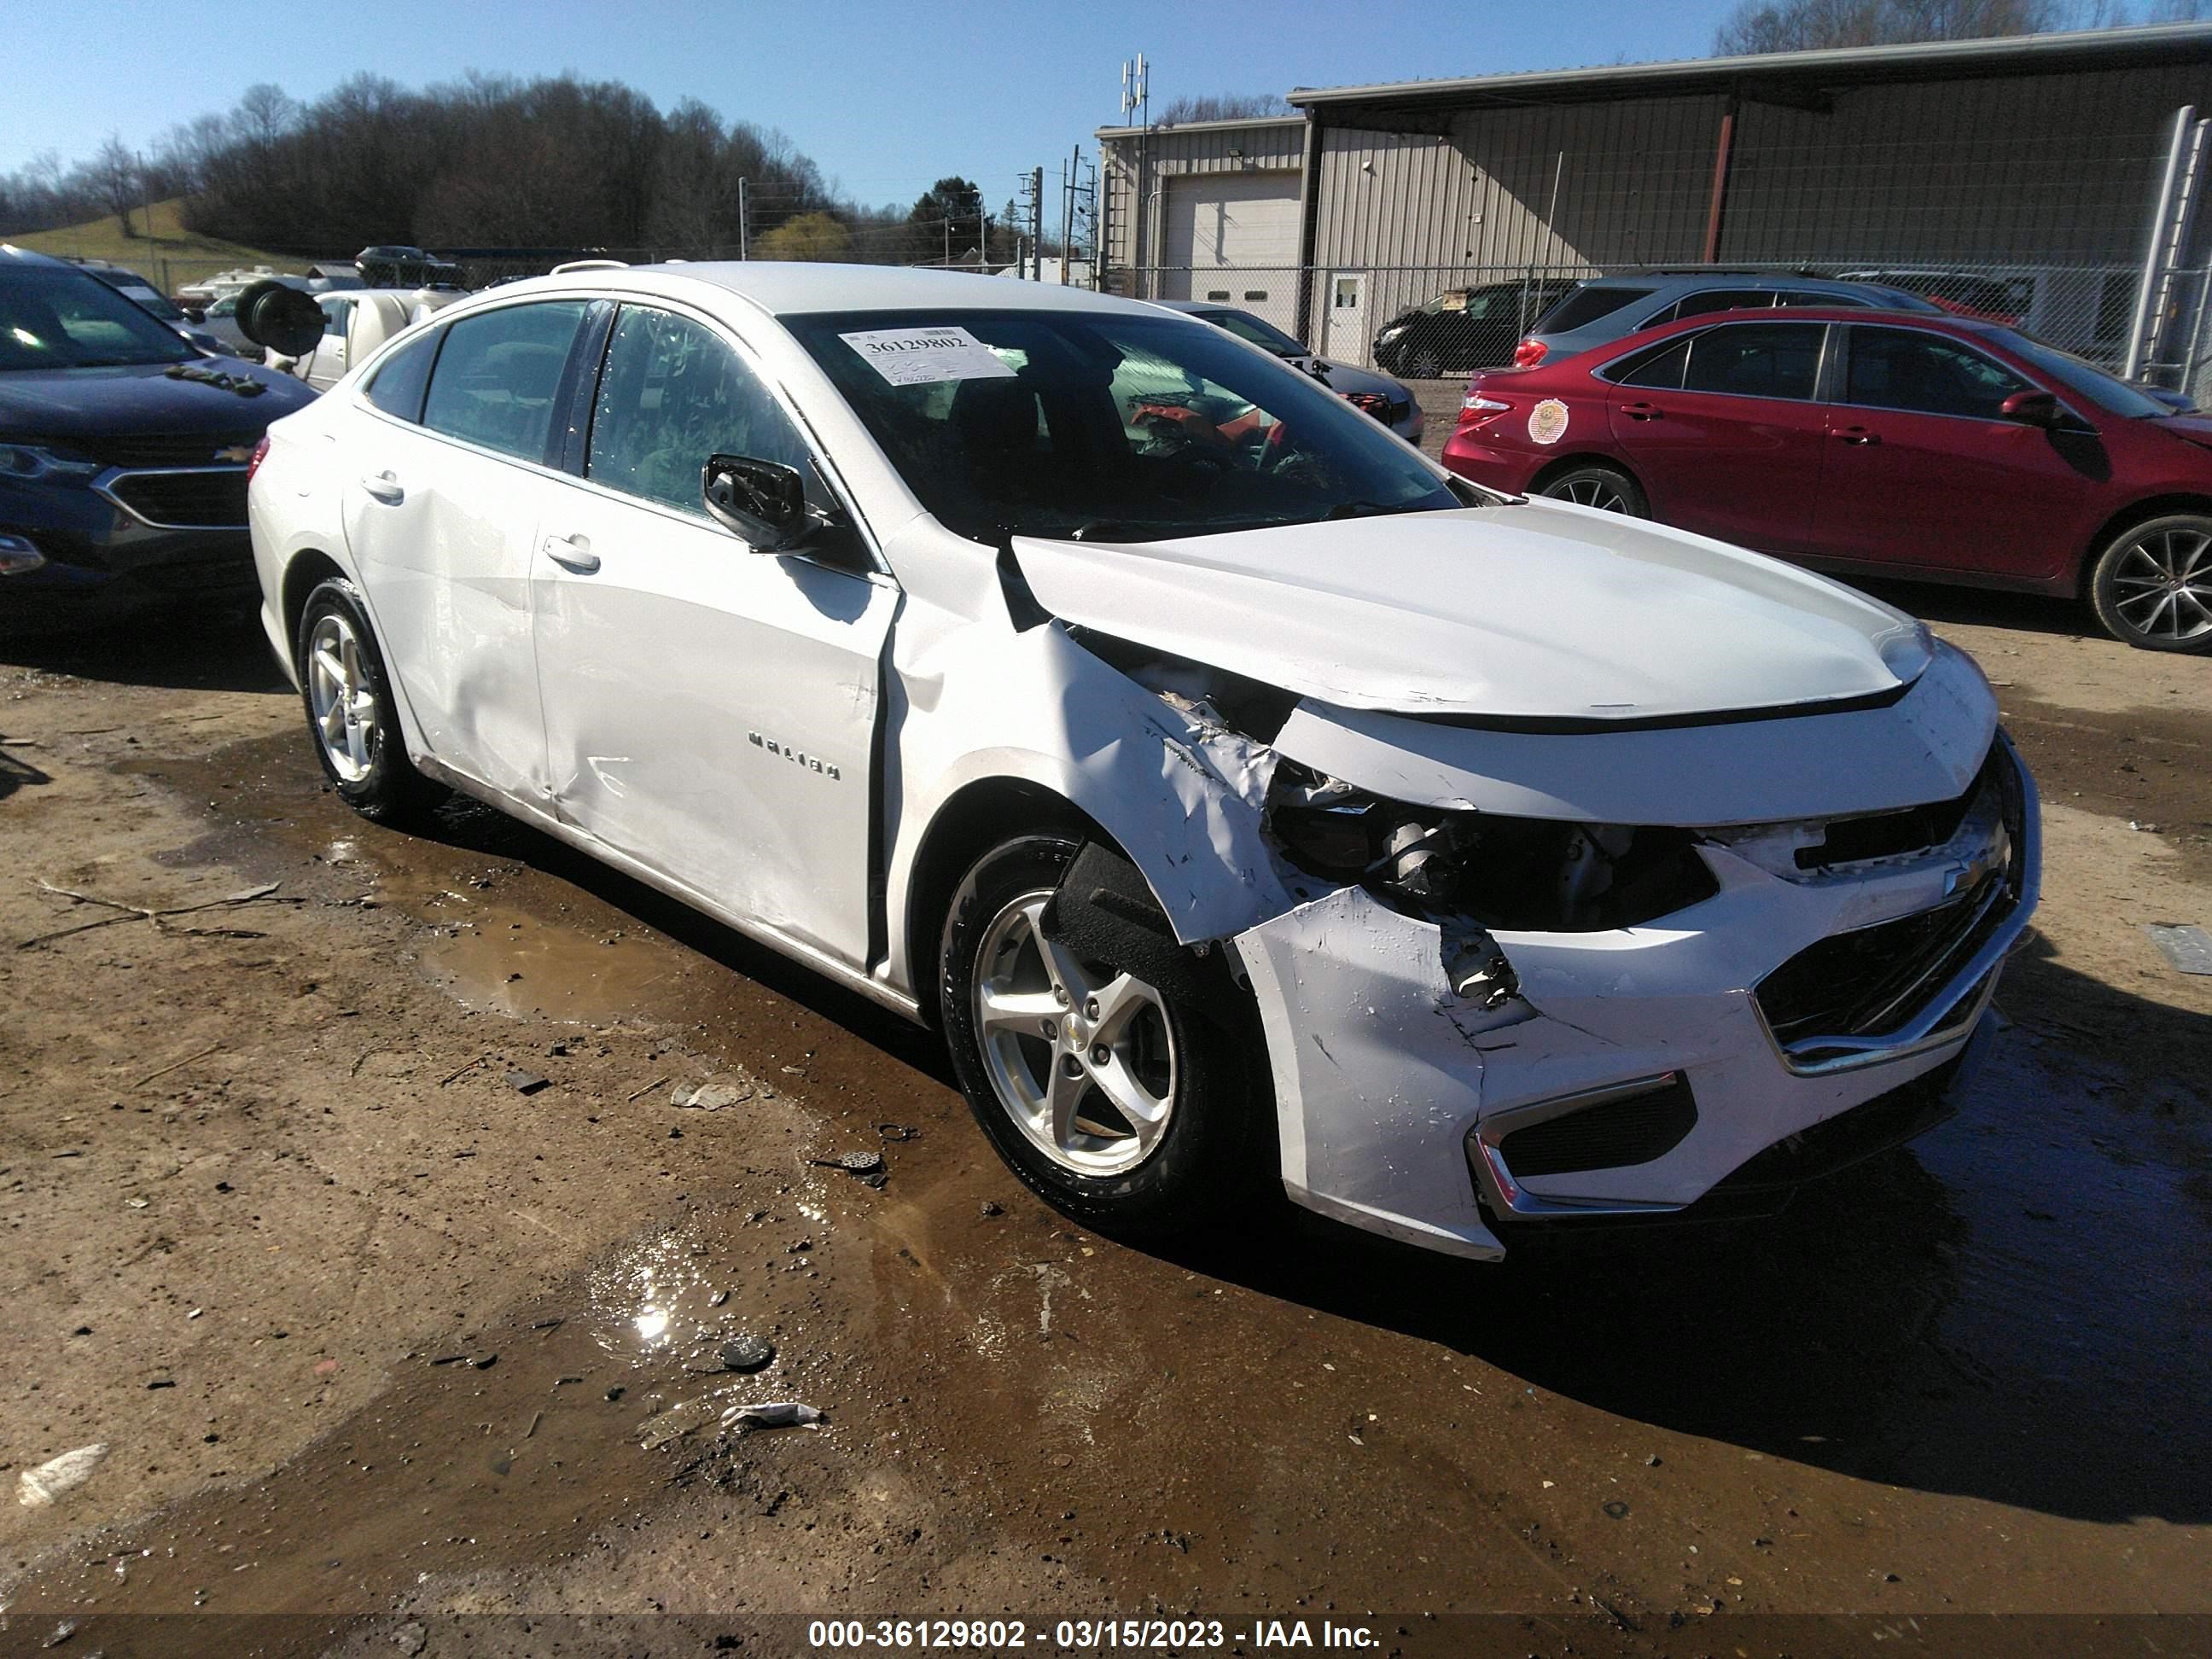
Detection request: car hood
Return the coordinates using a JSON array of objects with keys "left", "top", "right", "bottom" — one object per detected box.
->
[
  {"left": 1011, "top": 503, "right": 1933, "bottom": 722},
  {"left": 0, "top": 358, "right": 316, "bottom": 444}
]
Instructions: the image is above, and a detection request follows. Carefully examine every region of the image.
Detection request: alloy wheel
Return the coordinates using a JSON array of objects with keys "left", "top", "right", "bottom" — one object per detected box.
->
[
  {"left": 2109, "top": 526, "right": 2212, "bottom": 643},
  {"left": 1551, "top": 475, "right": 1631, "bottom": 513},
  {"left": 306, "top": 611, "right": 381, "bottom": 783},
  {"left": 970, "top": 888, "right": 1179, "bottom": 1177}
]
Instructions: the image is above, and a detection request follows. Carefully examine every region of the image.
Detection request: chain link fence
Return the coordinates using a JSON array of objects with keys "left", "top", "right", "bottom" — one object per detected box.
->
[{"left": 1111, "top": 260, "right": 2212, "bottom": 404}]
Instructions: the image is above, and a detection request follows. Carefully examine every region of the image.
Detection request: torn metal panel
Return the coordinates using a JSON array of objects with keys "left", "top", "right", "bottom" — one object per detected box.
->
[
  {"left": 1269, "top": 640, "right": 1996, "bottom": 826},
  {"left": 1011, "top": 503, "right": 1930, "bottom": 721},
  {"left": 880, "top": 586, "right": 1296, "bottom": 979},
  {"left": 1233, "top": 886, "right": 1508, "bottom": 1262}
]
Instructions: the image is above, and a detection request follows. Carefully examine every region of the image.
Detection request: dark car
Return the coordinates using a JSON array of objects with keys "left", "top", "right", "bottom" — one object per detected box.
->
[
  {"left": 1441, "top": 305, "right": 2212, "bottom": 652},
  {"left": 354, "top": 245, "right": 463, "bottom": 288},
  {"left": 0, "top": 248, "right": 317, "bottom": 624},
  {"left": 1369, "top": 278, "right": 1575, "bottom": 378}
]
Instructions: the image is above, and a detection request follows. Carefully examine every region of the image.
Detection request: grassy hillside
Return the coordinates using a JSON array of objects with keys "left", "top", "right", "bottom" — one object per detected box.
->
[{"left": 10, "top": 199, "right": 293, "bottom": 288}]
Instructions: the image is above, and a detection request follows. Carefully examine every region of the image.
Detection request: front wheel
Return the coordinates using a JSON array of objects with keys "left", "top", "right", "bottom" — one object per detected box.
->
[
  {"left": 939, "top": 835, "right": 1269, "bottom": 1237},
  {"left": 1539, "top": 463, "right": 1649, "bottom": 518},
  {"left": 295, "top": 577, "right": 442, "bottom": 822},
  {"left": 2087, "top": 515, "right": 2212, "bottom": 653}
]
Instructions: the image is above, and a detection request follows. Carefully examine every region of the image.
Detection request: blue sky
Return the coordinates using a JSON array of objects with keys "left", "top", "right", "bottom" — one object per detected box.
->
[{"left": 11, "top": 0, "right": 1738, "bottom": 211}]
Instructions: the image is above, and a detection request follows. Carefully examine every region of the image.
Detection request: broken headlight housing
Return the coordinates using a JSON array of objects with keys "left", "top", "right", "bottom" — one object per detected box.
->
[{"left": 1267, "top": 761, "right": 1718, "bottom": 932}]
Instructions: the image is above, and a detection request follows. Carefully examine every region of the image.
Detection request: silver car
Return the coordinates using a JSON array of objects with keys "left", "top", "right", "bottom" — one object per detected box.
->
[{"left": 1516, "top": 271, "right": 1940, "bottom": 368}]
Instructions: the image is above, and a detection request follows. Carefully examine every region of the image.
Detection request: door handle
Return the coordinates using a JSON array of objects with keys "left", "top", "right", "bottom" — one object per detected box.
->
[
  {"left": 358, "top": 471, "right": 404, "bottom": 504},
  {"left": 542, "top": 533, "right": 600, "bottom": 574},
  {"left": 1835, "top": 426, "right": 1881, "bottom": 445},
  {"left": 1621, "top": 400, "right": 1663, "bottom": 421}
]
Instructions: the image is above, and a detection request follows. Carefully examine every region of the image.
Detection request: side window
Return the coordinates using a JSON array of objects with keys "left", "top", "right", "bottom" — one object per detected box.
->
[
  {"left": 362, "top": 327, "right": 440, "bottom": 422},
  {"left": 1669, "top": 288, "right": 1778, "bottom": 322},
  {"left": 1778, "top": 289, "right": 1864, "bottom": 308},
  {"left": 319, "top": 297, "right": 352, "bottom": 341},
  {"left": 1681, "top": 322, "right": 1825, "bottom": 401},
  {"left": 421, "top": 301, "right": 589, "bottom": 463},
  {"left": 1610, "top": 335, "right": 1691, "bottom": 390},
  {"left": 1844, "top": 326, "right": 2029, "bottom": 420},
  {"left": 587, "top": 306, "right": 812, "bottom": 519}
]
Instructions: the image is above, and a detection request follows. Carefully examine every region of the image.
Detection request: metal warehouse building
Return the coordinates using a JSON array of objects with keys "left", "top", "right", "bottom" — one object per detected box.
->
[{"left": 1097, "top": 24, "right": 2212, "bottom": 386}]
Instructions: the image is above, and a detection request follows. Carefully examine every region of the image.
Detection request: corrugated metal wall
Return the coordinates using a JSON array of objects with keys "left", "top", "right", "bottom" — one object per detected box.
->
[
  {"left": 1313, "top": 96, "right": 1727, "bottom": 270},
  {"left": 1303, "top": 61, "right": 2209, "bottom": 274},
  {"left": 1720, "top": 63, "right": 2208, "bottom": 264}
]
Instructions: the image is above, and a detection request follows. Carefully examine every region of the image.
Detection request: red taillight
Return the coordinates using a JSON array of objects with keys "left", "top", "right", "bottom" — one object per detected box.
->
[
  {"left": 1458, "top": 393, "right": 1514, "bottom": 429},
  {"left": 246, "top": 434, "right": 271, "bottom": 484},
  {"left": 1512, "top": 338, "right": 1548, "bottom": 369}
]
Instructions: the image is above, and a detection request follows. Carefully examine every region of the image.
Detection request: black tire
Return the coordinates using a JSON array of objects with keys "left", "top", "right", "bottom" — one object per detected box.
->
[
  {"left": 294, "top": 577, "right": 442, "bottom": 824},
  {"left": 1406, "top": 347, "right": 1446, "bottom": 381},
  {"left": 2087, "top": 513, "right": 2212, "bottom": 654},
  {"left": 939, "top": 833, "right": 1272, "bottom": 1237},
  {"left": 1539, "top": 463, "right": 1650, "bottom": 518}
]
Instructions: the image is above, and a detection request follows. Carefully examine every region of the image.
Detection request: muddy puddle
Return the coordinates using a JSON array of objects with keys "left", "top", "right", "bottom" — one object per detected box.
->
[{"left": 12, "top": 722, "right": 2206, "bottom": 1645}]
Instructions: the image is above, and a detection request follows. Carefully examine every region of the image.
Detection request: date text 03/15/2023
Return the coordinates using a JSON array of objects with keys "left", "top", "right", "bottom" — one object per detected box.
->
[{"left": 805, "top": 1617, "right": 1380, "bottom": 1650}]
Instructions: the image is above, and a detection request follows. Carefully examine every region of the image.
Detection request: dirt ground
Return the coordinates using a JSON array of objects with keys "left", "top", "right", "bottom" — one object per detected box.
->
[{"left": 0, "top": 564, "right": 2207, "bottom": 1659}]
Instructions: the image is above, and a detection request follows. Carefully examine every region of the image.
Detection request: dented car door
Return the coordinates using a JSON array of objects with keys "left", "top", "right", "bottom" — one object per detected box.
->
[{"left": 527, "top": 300, "right": 893, "bottom": 966}]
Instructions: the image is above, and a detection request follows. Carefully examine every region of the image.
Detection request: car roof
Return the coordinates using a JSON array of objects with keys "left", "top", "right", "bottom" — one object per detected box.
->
[
  {"left": 473, "top": 261, "right": 1165, "bottom": 323},
  {"left": 1586, "top": 305, "right": 2007, "bottom": 353},
  {"left": 1575, "top": 271, "right": 1895, "bottom": 295}
]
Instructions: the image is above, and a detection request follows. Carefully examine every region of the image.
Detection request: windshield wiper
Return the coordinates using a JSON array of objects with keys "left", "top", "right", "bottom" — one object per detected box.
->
[{"left": 1324, "top": 498, "right": 1433, "bottom": 521}]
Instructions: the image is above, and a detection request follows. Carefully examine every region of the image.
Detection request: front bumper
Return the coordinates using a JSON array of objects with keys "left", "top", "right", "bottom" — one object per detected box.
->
[
  {"left": 0, "top": 471, "right": 257, "bottom": 626},
  {"left": 1231, "top": 738, "right": 2037, "bottom": 1261}
]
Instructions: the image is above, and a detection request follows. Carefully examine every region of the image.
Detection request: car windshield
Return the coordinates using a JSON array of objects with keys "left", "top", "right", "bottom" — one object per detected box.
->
[
  {"left": 0, "top": 265, "right": 198, "bottom": 370},
  {"left": 788, "top": 307, "right": 1460, "bottom": 544},
  {"left": 1987, "top": 329, "right": 2176, "bottom": 419},
  {"left": 1194, "top": 308, "right": 1306, "bottom": 357}
]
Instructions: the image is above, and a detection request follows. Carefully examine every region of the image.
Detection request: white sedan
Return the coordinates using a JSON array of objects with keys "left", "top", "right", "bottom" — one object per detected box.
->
[{"left": 244, "top": 264, "right": 2036, "bottom": 1261}]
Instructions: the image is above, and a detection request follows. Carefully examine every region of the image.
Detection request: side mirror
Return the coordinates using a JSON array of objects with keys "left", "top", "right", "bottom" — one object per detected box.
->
[
  {"left": 234, "top": 280, "right": 324, "bottom": 358},
  {"left": 2000, "top": 389, "right": 2064, "bottom": 428},
  {"left": 703, "top": 454, "right": 809, "bottom": 550}
]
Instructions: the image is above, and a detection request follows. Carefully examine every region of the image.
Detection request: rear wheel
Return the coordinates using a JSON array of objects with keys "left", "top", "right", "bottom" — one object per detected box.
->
[
  {"left": 939, "top": 834, "right": 1268, "bottom": 1237},
  {"left": 295, "top": 577, "right": 441, "bottom": 823},
  {"left": 1539, "top": 463, "right": 1649, "bottom": 518},
  {"left": 2087, "top": 514, "right": 2212, "bottom": 653}
]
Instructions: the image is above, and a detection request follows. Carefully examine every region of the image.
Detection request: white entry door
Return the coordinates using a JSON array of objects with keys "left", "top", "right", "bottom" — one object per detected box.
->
[{"left": 1321, "top": 273, "right": 1368, "bottom": 363}]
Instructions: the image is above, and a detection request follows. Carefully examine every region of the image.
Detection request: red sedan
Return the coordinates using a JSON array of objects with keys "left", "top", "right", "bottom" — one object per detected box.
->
[{"left": 1441, "top": 306, "right": 2212, "bottom": 653}]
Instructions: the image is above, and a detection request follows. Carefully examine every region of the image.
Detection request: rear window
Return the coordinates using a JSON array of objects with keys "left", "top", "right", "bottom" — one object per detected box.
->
[
  {"left": 1682, "top": 322, "right": 1825, "bottom": 400},
  {"left": 363, "top": 326, "right": 440, "bottom": 422},
  {"left": 420, "top": 301, "right": 587, "bottom": 463},
  {"left": 1535, "top": 284, "right": 1656, "bottom": 335}
]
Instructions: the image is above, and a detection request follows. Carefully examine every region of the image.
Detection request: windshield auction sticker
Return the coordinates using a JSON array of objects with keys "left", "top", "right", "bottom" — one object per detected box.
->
[{"left": 841, "top": 326, "right": 1017, "bottom": 387}]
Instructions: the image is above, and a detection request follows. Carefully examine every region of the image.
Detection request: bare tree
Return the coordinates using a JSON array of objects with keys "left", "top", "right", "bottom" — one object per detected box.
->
[
  {"left": 1710, "top": 0, "right": 2133, "bottom": 52},
  {"left": 1155, "top": 92, "right": 1295, "bottom": 127},
  {"left": 90, "top": 136, "right": 143, "bottom": 236}
]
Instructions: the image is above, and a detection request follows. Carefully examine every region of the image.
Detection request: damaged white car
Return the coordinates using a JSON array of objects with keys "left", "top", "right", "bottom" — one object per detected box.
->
[{"left": 243, "top": 265, "right": 2038, "bottom": 1261}]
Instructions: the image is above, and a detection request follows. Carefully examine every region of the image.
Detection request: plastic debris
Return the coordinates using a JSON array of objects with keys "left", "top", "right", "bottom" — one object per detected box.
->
[
  {"left": 504, "top": 1068, "right": 550, "bottom": 1095},
  {"left": 808, "top": 1149, "right": 883, "bottom": 1176},
  {"left": 670, "top": 1080, "right": 753, "bottom": 1110},
  {"left": 18, "top": 1445, "right": 108, "bottom": 1508},
  {"left": 724, "top": 1400, "right": 823, "bottom": 1435},
  {"left": 2146, "top": 923, "right": 2212, "bottom": 975}
]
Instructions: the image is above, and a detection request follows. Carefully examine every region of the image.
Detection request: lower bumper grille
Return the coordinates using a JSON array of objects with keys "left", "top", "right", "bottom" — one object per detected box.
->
[{"left": 1494, "top": 1075, "right": 1697, "bottom": 1177}]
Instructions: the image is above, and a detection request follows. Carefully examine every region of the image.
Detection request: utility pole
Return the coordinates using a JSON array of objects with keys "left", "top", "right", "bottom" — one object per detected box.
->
[
  {"left": 1031, "top": 166, "right": 1045, "bottom": 281},
  {"left": 736, "top": 178, "right": 749, "bottom": 259}
]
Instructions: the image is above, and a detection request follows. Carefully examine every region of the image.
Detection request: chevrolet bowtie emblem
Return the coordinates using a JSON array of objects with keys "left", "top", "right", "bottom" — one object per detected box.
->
[{"left": 214, "top": 444, "right": 255, "bottom": 464}]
